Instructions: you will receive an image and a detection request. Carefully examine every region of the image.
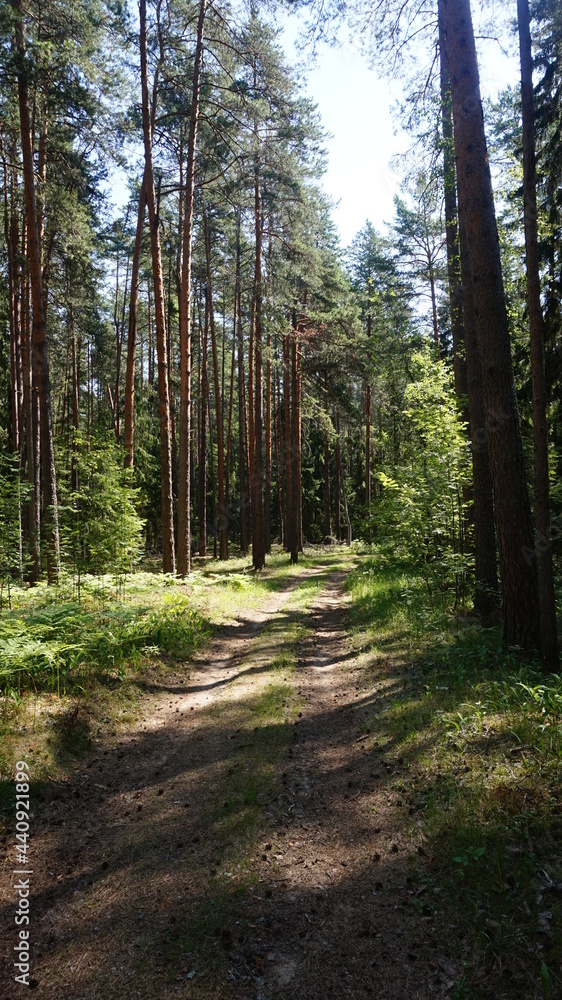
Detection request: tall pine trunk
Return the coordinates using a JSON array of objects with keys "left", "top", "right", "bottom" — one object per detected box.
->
[
  {"left": 439, "top": 16, "right": 498, "bottom": 617},
  {"left": 178, "top": 0, "right": 207, "bottom": 577},
  {"left": 15, "top": 1, "right": 60, "bottom": 584},
  {"left": 458, "top": 211, "right": 499, "bottom": 615},
  {"left": 251, "top": 157, "right": 265, "bottom": 570},
  {"left": 335, "top": 409, "right": 341, "bottom": 541},
  {"left": 439, "top": 0, "right": 540, "bottom": 651},
  {"left": 203, "top": 212, "right": 227, "bottom": 559},
  {"left": 517, "top": 0, "right": 559, "bottom": 669},
  {"left": 140, "top": 0, "right": 175, "bottom": 574},
  {"left": 290, "top": 327, "right": 300, "bottom": 564},
  {"left": 124, "top": 173, "right": 147, "bottom": 470},
  {"left": 237, "top": 268, "right": 249, "bottom": 555},
  {"left": 199, "top": 289, "right": 209, "bottom": 557},
  {"left": 283, "top": 330, "right": 292, "bottom": 552}
]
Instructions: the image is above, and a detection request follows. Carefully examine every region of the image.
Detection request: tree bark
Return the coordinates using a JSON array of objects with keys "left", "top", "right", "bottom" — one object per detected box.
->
[
  {"left": 290, "top": 326, "right": 299, "bottom": 564},
  {"left": 335, "top": 408, "right": 341, "bottom": 541},
  {"left": 251, "top": 157, "right": 265, "bottom": 570},
  {"left": 439, "top": 0, "right": 540, "bottom": 652},
  {"left": 237, "top": 270, "right": 249, "bottom": 555},
  {"left": 124, "top": 173, "right": 147, "bottom": 470},
  {"left": 324, "top": 426, "right": 331, "bottom": 537},
  {"left": 265, "top": 325, "right": 272, "bottom": 553},
  {"left": 140, "top": 0, "right": 175, "bottom": 575},
  {"left": 439, "top": 15, "right": 497, "bottom": 615},
  {"left": 458, "top": 209, "right": 499, "bottom": 616},
  {"left": 203, "top": 211, "right": 227, "bottom": 559},
  {"left": 177, "top": 0, "right": 207, "bottom": 577},
  {"left": 517, "top": 0, "right": 559, "bottom": 670},
  {"left": 282, "top": 329, "right": 292, "bottom": 554},
  {"left": 199, "top": 288, "right": 209, "bottom": 556},
  {"left": 15, "top": 1, "right": 60, "bottom": 584},
  {"left": 439, "top": 22, "right": 467, "bottom": 402}
]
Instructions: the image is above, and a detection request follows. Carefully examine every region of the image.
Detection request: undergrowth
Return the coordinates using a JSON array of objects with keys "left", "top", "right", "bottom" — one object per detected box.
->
[
  {"left": 0, "top": 599, "right": 208, "bottom": 695},
  {"left": 346, "top": 552, "right": 562, "bottom": 999}
]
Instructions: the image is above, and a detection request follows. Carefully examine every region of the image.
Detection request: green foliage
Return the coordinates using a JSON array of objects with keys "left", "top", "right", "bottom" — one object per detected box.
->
[
  {"left": 0, "top": 452, "right": 29, "bottom": 605},
  {"left": 58, "top": 432, "right": 144, "bottom": 593},
  {"left": 369, "top": 351, "right": 471, "bottom": 605},
  {"left": 0, "top": 597, "right": 208, "bottom": 694},
  {"left": 347, "top": 552, "right": 562, "bottom": 995}
]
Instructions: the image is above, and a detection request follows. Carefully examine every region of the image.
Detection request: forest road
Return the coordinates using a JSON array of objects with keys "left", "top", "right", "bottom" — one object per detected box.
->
[{"left": 0, "top": 566, "right": 455, "bottom": 999}]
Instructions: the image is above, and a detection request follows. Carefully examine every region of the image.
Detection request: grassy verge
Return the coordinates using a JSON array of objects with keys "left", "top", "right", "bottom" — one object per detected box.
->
[{"left": 346, "top": 550, "right": 562, "bottom": 999}]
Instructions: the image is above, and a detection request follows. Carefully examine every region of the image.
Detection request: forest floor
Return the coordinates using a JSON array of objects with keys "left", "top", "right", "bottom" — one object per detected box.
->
[{"left": 1, "top": 550, "right": 561, "bottom": 999}]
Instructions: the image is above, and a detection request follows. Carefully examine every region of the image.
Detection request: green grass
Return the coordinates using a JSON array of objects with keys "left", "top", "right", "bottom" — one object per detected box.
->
[{"left": 346, "top": 553, "right": 562, "bottom": 998}]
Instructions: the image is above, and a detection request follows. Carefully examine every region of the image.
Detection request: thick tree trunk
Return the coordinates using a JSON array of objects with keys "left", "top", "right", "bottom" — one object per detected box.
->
[
  {"left": 458, "top": 211, "right": 499, "bottom": 616},
  {"left": 365, "top": 385, "right": 371, "bottom": 505},
  {"left": 517, "top": 0, "right": 559, "bottom": 670},
  {"left": 140, "top": 0, "right": 175, "bottom": 575},
  {"left": 178, "top": 0, "right": 207, "bottom": 577},
  {"left": 440, "top": 0, "right": 540, "bottom": 651},
  {"left": 203, "top": 212, "right": 227, "bottom": 559},
  {"left": 439, "top": 18, "right": 496, "bottom": 614},
  {"left": 124, "top": 173, "right": 147, "bottom": 470},
  {"left": 15, "top": 3, "right": 60, "bottom": 584}
]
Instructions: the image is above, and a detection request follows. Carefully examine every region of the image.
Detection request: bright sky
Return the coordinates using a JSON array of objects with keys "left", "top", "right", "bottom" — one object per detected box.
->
[
  {"left": 105, "top": 7, "right": 520, "bottom": 250},
  {"left": 280, "top": 16, "right": 520, "bottom": 247}
]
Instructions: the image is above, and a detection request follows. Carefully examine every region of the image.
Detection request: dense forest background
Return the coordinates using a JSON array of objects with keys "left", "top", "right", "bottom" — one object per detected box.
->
[{"left": 0, "top": 0, "right": 561, "bottom": 664}]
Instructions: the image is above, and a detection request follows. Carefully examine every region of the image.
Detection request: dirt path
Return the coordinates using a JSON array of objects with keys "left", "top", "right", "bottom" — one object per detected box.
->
[{"left": 1, "top": 568, "right": 457, "bottom": 999}]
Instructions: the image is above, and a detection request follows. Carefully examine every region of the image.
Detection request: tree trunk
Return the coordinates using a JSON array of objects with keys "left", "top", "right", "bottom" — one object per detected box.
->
[
  {"left": 225, "top": 265, "right": 237, "bottom": 537},
  {"left": 15, "top": 2, "right": 60, "bottom": 584},
  {"left": 324, "top": 426, "right": 331, "bottom": 537},
  {"left": 140, "top": 0, "right": 175, "bottom": 575},
  {"left": 335, "top": 408, "right": 341, "bottom": 541},
  {"left": 517, "top": 0, "right": 559, "bottom": 670},
  {"left": 283, "top": 329, "right": 292, "bottom": 551},
  {"left": 265, "top": 325, "right": 272, "bottom": 553},
  {"left": 2, "top": 162, "right": 23, "bottom": 456},
  {"left": 178, "top": 0, "right": 207, "bottom": 577},
  {"left": 439, "top": 0, "right": 540, "bottom": 651},
  {"left": 439, "top": 16, "right": 496, "bottom": 613},
  {"left": 439, "top": 22, "right": 467, "bottom": 402},
  {"left": 199, "top": 289, "right": 209, "bottom": 557},
  {"left": 251, "top": 158, "right": 265, "bottom": 570},
  {"left": 458, "top": 210, "right": 499, "bottom": 616},
  {"left": 237, "top": 272, "right": 249, "bottom": 555},
  {"left": 275, "top": 368, "right": 284, "bottom": 545},
  {"left": 203, "top": 211, "right": 227, "bottom": 559},
  {"left": 289, "top": 326, "right": 299, "bottom": 564},
  {"left": 124, "top": 173, "right": 147, "bottom": 469}
]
